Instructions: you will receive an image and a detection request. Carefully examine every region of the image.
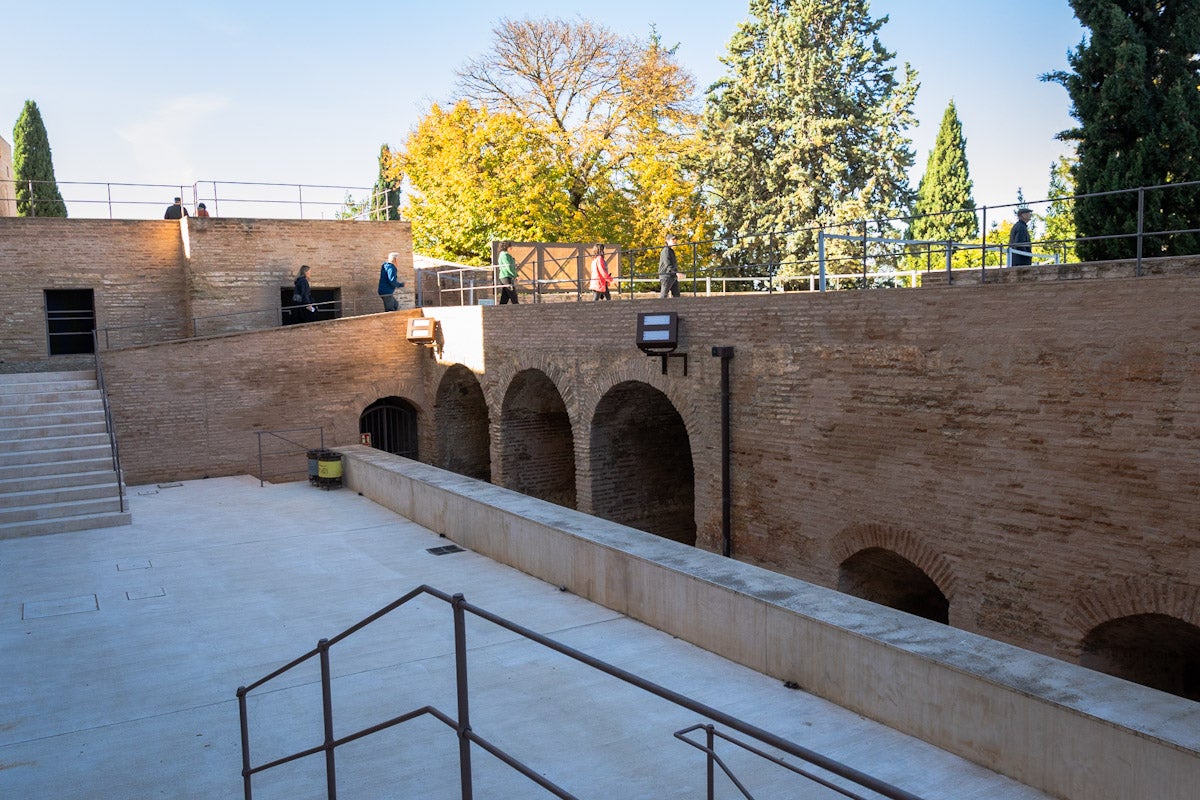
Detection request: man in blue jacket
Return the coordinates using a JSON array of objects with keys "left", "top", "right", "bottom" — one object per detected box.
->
[{"left": 378, "top": 252, "right": 405, "bottom": 311}]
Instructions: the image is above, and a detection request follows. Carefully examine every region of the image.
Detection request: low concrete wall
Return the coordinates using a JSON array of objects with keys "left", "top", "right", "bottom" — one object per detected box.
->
[{"left": 341, "top": 445, "right": 1200, "bottom": 800}]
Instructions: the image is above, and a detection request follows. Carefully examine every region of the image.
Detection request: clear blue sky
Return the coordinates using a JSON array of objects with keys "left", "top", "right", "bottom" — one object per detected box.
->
[{"left": 4, "top": 0, "right": 1083, "bottom": 218}]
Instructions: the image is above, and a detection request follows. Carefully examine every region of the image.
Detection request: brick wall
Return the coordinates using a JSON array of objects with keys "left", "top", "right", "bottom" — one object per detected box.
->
[
  {"left": 101, "top": 311, "right": 429, "bottom": 484},
  {"left": 0, "top": 217, "right": 414, "bottom": 370}
]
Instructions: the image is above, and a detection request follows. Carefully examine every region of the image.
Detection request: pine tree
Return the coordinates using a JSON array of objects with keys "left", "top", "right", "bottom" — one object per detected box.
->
[
  {"left": 370, "top": 144, "right": 401, "bottom": 221},
  {"left": 12, "top": 100, "right": 67, "bottom": 217},
  {"left": 701, "top": 0, "right": 917, "bottom": 275},
  {"left": 1046, "top": 0, "right": 1200, "bottom": 261},
  {"left": 908, "top": 100, "right": 977, "bottom": 247}
]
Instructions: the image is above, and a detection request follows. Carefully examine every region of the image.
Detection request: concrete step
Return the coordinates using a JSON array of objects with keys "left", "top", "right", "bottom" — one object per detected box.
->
[
  {"left": 0, "top": 509, "right": 132, "bottom": 540},
  {"left": 0, "top": 391, "right": 103, "bottom": 408},
  {"left": 0, "top": 482, "right": 120, "bottom": 510},
  {"left": 0, "top": 398, "right": 105, "bottom": 416},
  {"left": 0, "top": 419, "right": 110, "bottom": 442},
  {"left": 0, "top": 457, "right": 114, "bottom": 482},
  {"left": 0, "top": 432, "right": 112, "bottom": 454},
  {"left": 0, "top": 370, "right": 95, "bottom": 385},
  {"left": 0, "top": 495, "right": 125, "bottom": 525},
  {"left": 0, "top": 468, "right": 120, "bottom": 494},
  {"left": 0, "top": 444, "right": 114, "bottom": 469},
  {"left": 0, "top": 379, "right": 98, "bottom": 395}
]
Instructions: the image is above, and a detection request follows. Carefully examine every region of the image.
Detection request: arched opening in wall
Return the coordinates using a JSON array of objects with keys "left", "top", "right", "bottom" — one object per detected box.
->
[
  {"left": 360, "top": 397, "right": 418, "bottom": 459},
  {"left": 590, "top": 381, "right": 695, "bottom": 546},
  {"left": 1080, "top": 614, "right": 1200, "bottom": 701},
  {"left": 838, "top": 548, "right": 949, "bottom": 624},
  {"left": 500, "top": 369, "right": 576, "bottom": 508},
  {"left": 435, "top": 365, "right": 490, "bottom": 481}
]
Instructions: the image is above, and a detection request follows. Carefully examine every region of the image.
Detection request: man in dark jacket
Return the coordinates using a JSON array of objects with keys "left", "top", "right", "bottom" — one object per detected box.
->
[
  {"left": 1009, "top": 208, "right": 1033, "bottom": 266},
  {"left": 164, "top": 197, "right": 188, "bottom": 220},
  {"left": 658, "top": 234, "right": 680, "bottom": 298},
  {"left": 378, "top": 252, "right": 405, "bottom": 311}
]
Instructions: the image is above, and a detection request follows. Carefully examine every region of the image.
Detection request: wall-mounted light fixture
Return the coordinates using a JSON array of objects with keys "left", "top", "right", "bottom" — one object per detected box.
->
[
  {"left": 636, "top": 311, "right": 686, "bottom": 375},
  {"left": 405, "top": 316, "right": 438, "bottom": 346}
]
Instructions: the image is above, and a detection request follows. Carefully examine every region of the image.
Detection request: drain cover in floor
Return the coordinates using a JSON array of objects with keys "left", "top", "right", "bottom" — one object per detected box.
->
[
  {"left": 426, "top": 545, "right": 465, "bottom": 556},
  {"left": 22, "top": 594, "right": 99, "bottom": 619}
]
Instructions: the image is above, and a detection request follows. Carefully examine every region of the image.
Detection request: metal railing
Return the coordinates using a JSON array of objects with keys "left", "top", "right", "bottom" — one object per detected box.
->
[
  {"left": 91, "top": 331, "right": 126, "bottom": 514},
  {"left": 1, "top": 178, "right": 396, "bottom": 220},
  {"left": 254, "top": 427, "right": 325, "bottom": 487},
  {"left": 237, "top": 585, "right": 925, "bottom": 800}
]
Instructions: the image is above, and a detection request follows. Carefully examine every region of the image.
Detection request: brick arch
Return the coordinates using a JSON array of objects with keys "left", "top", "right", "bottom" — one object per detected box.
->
[
  {"left": 433, "top": 363, "right": 490, "bottom": 481},
  {"left": 347, "top": 378, "right": 427, "bottom": 457},
  {"left": 573, "top": 358, "right": 704, "bottom": 448},
  {"left": 496, "top": 365, "right": 577, "bottom": 509},
  {"left": 588, "top": 379, "right": 695, "bottom": 545},
  {"left": 832, "top": 523, "right": 960, "bottom": 602},
  {"left": 1066, "top": 577, "right": 1200, "bottom": 639}
]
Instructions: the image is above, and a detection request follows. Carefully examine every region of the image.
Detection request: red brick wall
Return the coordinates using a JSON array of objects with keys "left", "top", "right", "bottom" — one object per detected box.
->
[{"left": 101, "top": 311, "right": 429, "bottom": 484}]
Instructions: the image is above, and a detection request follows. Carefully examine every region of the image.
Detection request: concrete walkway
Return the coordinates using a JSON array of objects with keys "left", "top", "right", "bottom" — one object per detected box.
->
[{"left": 0, "top": 476, "right": 1051, "bottom": 799}]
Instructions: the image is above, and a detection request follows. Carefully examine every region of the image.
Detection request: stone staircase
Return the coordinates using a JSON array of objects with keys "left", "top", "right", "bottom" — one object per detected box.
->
[{"left": 0, "top": 370, "right": 131, "bottom": 539}]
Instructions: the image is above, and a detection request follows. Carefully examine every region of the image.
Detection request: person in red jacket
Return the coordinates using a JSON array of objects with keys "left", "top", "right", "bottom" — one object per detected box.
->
[{"left": 590, "top": 243, "right": 612, "bottom": 300}]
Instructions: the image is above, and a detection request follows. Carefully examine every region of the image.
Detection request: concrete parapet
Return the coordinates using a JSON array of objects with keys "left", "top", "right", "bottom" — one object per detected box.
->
[{"left": 341, "top": 444, "right": 1200, "bottom": 800}]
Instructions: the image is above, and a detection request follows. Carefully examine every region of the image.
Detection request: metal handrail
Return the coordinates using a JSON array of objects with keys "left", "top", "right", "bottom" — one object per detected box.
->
[
  {"left": 675, "top": 723, "right": 892, "bottom": 800},
  {"left": 237, "top": 585, "right": 925, "bottom": 800},
  {"left": 254, "top": 427, "right": 324, "bottom": 487},
  {"left": 91, "top": 331, "right": 126, "bottom": 513}
]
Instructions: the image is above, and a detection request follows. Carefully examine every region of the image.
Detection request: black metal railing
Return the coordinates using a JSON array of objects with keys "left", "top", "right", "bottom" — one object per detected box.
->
[
  {"left": 254, "top": 427, "right": 324, "bottom": 486},
  {"left": 237, "top": 585, "right": 925, "bottom": 800},
  {"left": 91, "top": 332, "right": 126, "bottom": 513}
]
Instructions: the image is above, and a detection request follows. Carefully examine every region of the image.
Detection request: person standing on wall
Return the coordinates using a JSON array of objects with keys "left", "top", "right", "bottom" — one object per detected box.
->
[
  {"left": 293, "top": 264, "right": 316, "bottom": 323},
  {"left": 590, "top": 243, "right": 612, "bottom": 300},
  {"left": 1009, "top": 207, "right": 1034, "bottom": 267},
  {"left": 658, "top": 233, "right": 680, "bottom": 298},
  {"left": 164, "top": 197, "right": 189, "bottom": 220},
  {"left": 497, "top": 241, "right": 519, "bottom": 304},
  {"left": 378, "top": 252, "right": 405, "bottom": 311}
]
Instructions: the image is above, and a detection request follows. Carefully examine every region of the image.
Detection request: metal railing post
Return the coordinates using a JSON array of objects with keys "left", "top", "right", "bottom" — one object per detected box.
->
[
  {"left": 817, "top": 229, "right": 827, "bottom": 292},
  {"left": 452, "top": 594, "right": 474, "bottom": 800},
  {"left": 1136, "top": 187, "right": 1145, "bottom": 277},
  {"left": 238, "top": 686, "right": 254, "bottom": 800},
  {"left": 980, "top": 205, "right": 988, "bottom": 281},
  {"left": 318, "top": 638, "right": 337, "bottom": 799},
  {"left": 705, "top": 724, "right": 715, "bottom": 800}
]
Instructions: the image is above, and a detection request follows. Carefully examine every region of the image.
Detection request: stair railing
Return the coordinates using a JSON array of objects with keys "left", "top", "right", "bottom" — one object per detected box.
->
[
  {"left": 92, "top": 333, "right": 126, "bottom": 513},
  {"left": 254, "top": 426, "right": 324, "bottom": 486},
  {"left": 237, "top": 584, "right": 926, "bottom": 800}
]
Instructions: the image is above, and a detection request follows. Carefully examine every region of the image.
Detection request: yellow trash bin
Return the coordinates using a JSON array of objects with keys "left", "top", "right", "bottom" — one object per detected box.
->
[{"left": 316, "top": 451, "right": 343, "bottom": 488}]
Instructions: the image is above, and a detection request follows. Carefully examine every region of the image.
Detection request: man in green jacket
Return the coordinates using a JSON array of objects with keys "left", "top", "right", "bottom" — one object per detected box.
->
[{"left": 497, "top": 241, "right": 519, "bottom": 304}]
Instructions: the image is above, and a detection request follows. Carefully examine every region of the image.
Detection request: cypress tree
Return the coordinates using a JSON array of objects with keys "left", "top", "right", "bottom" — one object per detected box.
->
[
  {"left": 701, "top": 0, "right": 917, "bottom": 275},
  {"left": 12, "top": 100, "right": 67, "bottom": 218},
  {"left": 1047, "top": 0, "right": 1200, "bottom": 260},
  {"left": 909, "top": 100, "right": 977, "bottom": 246},
  {"left": 371, "top": 144, "right": 401, "bottom": 221}
]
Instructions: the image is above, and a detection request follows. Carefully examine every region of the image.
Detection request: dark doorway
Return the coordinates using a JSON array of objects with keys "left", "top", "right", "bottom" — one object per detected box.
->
[
  {"left": 499, "top": 369, "right": 576, "bottom": 508},
  {"left": 1081, "top": 613, "right": 1200, "bottom": 701},
  {"left": 435, "top": 365, "right": 491, "bottom": 481},
  {"left": 44, "top": 289, "right": 96, "bottom": 355},
  {"left": 360, "top": 397, "right": 418, "bottom": 459},
  {"left": 281, "top": 287, "right": 342, "bottom": 325},
  {"left": 838, "top": 548, "right": 949, "bottom": 624},
  {"left": 590, "top": 381, "right": 695, "bottom": 545}
]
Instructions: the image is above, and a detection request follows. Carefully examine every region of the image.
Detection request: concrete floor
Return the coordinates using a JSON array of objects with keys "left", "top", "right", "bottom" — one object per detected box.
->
[{"left": 0, "top": 476, "right": 1052, "bottom": 799}]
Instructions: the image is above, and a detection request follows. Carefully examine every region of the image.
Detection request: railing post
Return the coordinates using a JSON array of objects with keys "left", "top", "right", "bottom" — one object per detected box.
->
[
  {"left": 238, "top": 686, "right": 253, "bottom": 800},
  {"left": 980, "top": 205, "right": 988, "bottom": 281},
  {"left": 298, "top": 184, "right": 305, "bottom": 220},
  {"left": 452, "top": 594, "right": 474, "bottom": 800},
  {"left": 817, "top": 229, "right": 827, "bottom": 292},
  {"left": 705, "top": 724, "right": 715, "bottom": 800},
  {"left": 1136, "top": 186, "right": 1145, "bottom": 277},
  {"left": 318, "top": 638, "right": 337, "bottom": 799},
  {"left": 257, "top": 432, "right": 264, "bottom": 488}
]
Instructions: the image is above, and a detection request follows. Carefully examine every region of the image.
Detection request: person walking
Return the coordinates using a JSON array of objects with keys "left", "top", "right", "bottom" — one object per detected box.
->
[
  {"left": 497, "top": 241, "right": 519, "bottom": 304},
  {"left": 293, "top": 265, "right": 316, "bottom": 323},
  {"left": 658, "top": 234, "right": 680, "bottom": 298},
  {"left": 378, "top": 252, "right": 405, "bottom": 311},
  {"left": 1009, "top": 208, "right": 1034, "bottom": 267},
  {"left": 590, "top": 243, "right": 612, "bottom": 300}
]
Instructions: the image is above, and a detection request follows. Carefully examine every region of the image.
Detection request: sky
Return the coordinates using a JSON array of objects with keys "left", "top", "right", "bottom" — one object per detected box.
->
[{"left": 3, "top": 0, "right": 1084, "bottom": 219}]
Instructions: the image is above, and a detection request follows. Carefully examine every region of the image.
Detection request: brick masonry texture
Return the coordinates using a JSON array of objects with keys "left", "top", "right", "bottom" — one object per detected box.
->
[{"left": 2, "top": 217, "right": 1197, "bottom": 667}]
